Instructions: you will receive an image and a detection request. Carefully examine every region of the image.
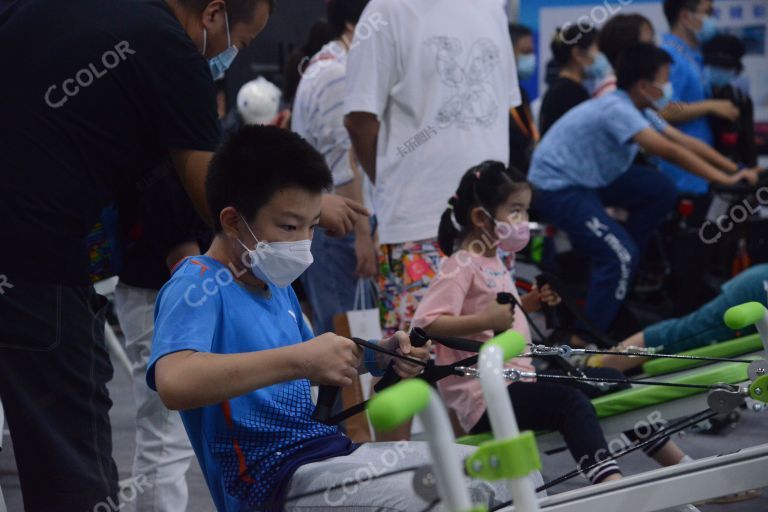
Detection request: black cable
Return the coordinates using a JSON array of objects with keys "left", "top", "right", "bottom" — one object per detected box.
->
[
  {"left": 428, "top": 330, "right": 753, "bottom": 365},
  {"left": 321, "top": 333, "right": 722, "bottom": 425},
  {"left": 574, "top": 347, "right": 754, "bottom": 364},
  {"left": 319, "top": 354, "right": 480, "bottom": 426},
  {"left": 418, "top": 498, "right": 440, "bottom": 512},
  {"left": 488, "top": 408, "right": 718, "bottom": 511},
  {"left": 353, "top": 337, "right": 428, "bottom": 368},
  {"left": 533, "top": 372, "right": 716, "bottom": 390},
  {"left": 504, "top": 291, "right": 548, "bottom": 344},
  {"left": 290, "top": 407, "right": 717, "bottom": 509},
  {"left": 533, "top": 409, "right": 716, "bottom": 493}
]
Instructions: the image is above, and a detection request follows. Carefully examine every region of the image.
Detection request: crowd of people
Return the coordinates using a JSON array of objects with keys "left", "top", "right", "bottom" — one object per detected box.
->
[{"left": 0, "top": 0, "right": 763, "bottom": 511}]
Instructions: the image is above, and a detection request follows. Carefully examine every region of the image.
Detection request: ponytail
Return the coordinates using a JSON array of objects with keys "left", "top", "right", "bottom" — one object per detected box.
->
[{"left": 438, "top": 197, "right": 464, "bottom": 256}]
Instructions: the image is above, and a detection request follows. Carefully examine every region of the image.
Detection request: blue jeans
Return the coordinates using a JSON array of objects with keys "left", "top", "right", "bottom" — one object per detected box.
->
[
  {"left": 300, "top": 228, "right": 358, "bottom": 335},
  {"left": 533, "top": 165, "right": 677, "bottom": 332},
  {"left": 644, "top": 264, "right": 768, "bottom": 351}
]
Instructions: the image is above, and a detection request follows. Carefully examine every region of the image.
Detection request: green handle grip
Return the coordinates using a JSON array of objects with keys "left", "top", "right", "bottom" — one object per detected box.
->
[
  {"left": 749, "top": 374, "right": 768, "bottom": 403},
  {"left": 724, "top": 302, "right": 766, "bottom": 330},
  {"left": 482, "top": 331, "right": 527, "bottom": 362},
  {"left": 367, "top": 379, "right": 431, "bottom": 432}
]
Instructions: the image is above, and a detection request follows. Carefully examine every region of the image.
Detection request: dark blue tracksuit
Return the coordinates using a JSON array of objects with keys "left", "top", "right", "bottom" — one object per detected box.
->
[{"left": 533, "top": 164, "right": 678, "bottom": 332}]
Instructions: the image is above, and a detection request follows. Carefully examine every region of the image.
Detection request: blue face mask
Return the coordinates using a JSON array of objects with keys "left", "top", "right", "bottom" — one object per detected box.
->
[
  {"left": 704, "top": 66, "right": 737, "bottom": 89},
  {"left": 585, "top": 52, "right": 611, "bottom": 81},
  {"left": 205, "top": 12, "right": 239, "bottom": 81},
  {"left": 696, "top": 15, "right": 718, "bottom": 43},
  {"left": 646, "top": 81, "right": 674, "bottom": 111},
  {"left": 517, "top": 53, "right": 536, "bottom": 80}
]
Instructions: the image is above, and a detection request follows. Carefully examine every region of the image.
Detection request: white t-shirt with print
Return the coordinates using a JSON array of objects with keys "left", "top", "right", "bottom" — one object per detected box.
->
[{"left": 344, "top": 0, "right": 520, "bottom": 245}]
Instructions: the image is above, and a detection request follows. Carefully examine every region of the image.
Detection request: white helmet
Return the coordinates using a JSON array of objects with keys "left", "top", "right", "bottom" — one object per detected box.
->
[{"left": 237, "top": 77, "right": 282, "bottom": 125}]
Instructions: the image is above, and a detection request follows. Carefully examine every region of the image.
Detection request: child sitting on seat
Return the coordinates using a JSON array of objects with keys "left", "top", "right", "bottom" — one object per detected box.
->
[
  {"left": 529, "top": 43, "right": 761, "bottom": 337},
  {"left": 147, "top": 126, "right": 519, "bottom": 510},
  {"left": 412, "top": 162, "right": 691, "bottom": 485}
]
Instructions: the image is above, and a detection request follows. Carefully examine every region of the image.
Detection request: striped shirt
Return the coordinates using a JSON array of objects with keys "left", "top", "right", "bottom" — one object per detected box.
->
[{"left": 292, "top": 40, "right": 355, "bottom": 188}]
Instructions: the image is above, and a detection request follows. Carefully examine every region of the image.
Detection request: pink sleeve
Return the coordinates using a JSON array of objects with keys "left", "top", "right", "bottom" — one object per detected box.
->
[{"left": 412, "top": 258, "right": 471, "bottom": 330}]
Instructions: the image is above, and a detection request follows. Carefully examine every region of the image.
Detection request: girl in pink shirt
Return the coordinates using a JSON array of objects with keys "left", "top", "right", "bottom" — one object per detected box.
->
[
  {"left": 413, "top": 162, "right": 691, "bottom": 484},
  {"left": 411, "top": 161, "right": 627, "bottom": 484}
]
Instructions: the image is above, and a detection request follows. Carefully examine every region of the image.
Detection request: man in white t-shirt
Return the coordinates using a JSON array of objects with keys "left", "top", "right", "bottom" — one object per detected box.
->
[
  {"left": 344, "top": 0, "right": 520, "bottom": 343},
  {"left": 292, "top": 0, "right": 377, "bottom": 337}
]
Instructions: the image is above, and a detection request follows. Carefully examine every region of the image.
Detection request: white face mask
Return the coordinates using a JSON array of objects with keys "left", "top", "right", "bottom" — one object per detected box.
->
[{"left": 238, "top": 216, "right": 314, "bottom": 288}]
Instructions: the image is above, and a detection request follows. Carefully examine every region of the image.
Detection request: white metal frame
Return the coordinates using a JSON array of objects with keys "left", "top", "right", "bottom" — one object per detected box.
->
[
  {"left": 420, "top": 389, "right": 475, "bottom": 511},
  {"left": 499, "top": 442, "right": 768, "bottom": 512},
  {"left": 480, "top": 304, "right": 768, "bottom": 511},
  {"left": 535, "top": 350, "right": 764, "bottom": 452},
  {"left": 479, "top": 343, "right": 541, "bottom": 510}
]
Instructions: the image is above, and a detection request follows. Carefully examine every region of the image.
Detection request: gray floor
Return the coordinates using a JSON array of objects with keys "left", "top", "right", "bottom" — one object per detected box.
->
[{"left": 1, "top": 353, "right": 767, "bottom": 511}]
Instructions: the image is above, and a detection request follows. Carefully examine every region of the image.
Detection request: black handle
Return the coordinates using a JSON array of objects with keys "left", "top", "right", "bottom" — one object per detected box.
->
[
  {"left": 494, "top": 292, "right": 516, "bottom": 335},
  {"left": 535, "top": 275, "right": 559, "bottom": 330},
  {"left": 312, "top": 385, "right": 340, "bottom": 423},
  {"left": 312, "top": 337, "right": 369, "bottom": 423},
  {"left": 710, "top": 169, "right": 768, "bottom": 195},
  {"left": 372, "top": 327, "right": 429, "bottom": 393}
]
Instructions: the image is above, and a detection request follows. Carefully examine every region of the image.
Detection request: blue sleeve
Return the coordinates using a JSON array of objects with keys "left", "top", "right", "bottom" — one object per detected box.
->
[
  {"left": 663, "top": 45, "right": 690, "bottom": 103},
  {"left": 604, "top": 101, "right": 650, "bottom": 144},
  {"left": 146, "top": 274, "right": 221, "bottom": 390},
  {"left": 644, "top": 108, "right": 668, "bottom": 132}
]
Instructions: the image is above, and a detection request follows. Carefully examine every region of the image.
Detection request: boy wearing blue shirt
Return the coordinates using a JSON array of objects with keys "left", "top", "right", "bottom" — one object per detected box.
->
[
  {"left": 528, "top": 43, "right": 759, "bottom": 336},
  {"left": 148, "top": 126, "right": 515, "bottom": 510},
  {"left": 660, "top": 0, "right": 741, "bottom": 194}
]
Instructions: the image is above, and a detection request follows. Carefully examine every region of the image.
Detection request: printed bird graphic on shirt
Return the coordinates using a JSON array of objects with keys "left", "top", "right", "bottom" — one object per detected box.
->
[{"left": 425, "top": 36, "right": 501, "bottom": 129}]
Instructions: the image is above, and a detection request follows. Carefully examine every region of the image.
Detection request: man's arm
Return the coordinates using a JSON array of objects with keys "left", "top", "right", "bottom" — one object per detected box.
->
[
  {"left": 170, "top": 149, "right": 214, "bottom": 225},
  {"left": 335, "top": 151, "right": 377, "bottom": 277},
  {"left": 169, "top": 148, "right": 367, "bottom": 236},
  {"left": 154, "top": 333, "right": 362, "bottom": 410},
  {"left": 344, "top": 112, "right": 380, "bottom": 183},
  {"left": 660, "top": 99, "right": 739, "bottom": 124},
  {"left": 662, "top": 124, "right": 738, "bottom": 173},
  {"left": 633, "top": 128, "right": 756, "bottom": 185}
]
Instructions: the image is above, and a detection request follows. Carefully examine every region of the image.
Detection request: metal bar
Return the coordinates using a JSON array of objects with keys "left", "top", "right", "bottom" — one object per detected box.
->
[
  {"left": 498, "top": 443, "right": 768, "bottom": 512},
  {"left": 480, "top": 344, "right": 540, "bottom": 511}
]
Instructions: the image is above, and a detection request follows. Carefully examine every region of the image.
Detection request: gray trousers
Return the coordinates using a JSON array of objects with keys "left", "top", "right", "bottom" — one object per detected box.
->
[{"left": 285, "top": 441, "right": 545, "bottom": 511}]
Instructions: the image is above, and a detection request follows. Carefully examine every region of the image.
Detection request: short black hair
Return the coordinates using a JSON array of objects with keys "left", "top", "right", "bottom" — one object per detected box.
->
[
  {"left": 326, "top": 0, "right": 369, "bottom": 39},
  {"left": 663, "top": 0, "right": 703, "bottom": 27},
  {"left": 703, "top": 34, "right": 746, "bottom": 72},
  {"left": 178, "top": 0, "right": 275, "bottom": 24},
  {"left": 616, "top": 43, "right": 673, "bottom": 90},
  {"left": 599, "top": 14, "right": 654, "bottom": 68},
  {"left": 508, "top": 23, "right": 533, "bottom": 46},
  {"left": 206, "top": 125, "right": 332, "bottom": 232},
  {"left": 551, "top": 23, "right": 599, "bottom": 65}
]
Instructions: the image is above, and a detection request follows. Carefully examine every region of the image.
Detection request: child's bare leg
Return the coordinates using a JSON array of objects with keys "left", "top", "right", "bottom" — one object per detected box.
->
[
  {"left": 650, "top": 441, "right": 687, "bottom": 466},
  {"left": 593, "top": 332, "right": 647, "bottom": 372}
]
